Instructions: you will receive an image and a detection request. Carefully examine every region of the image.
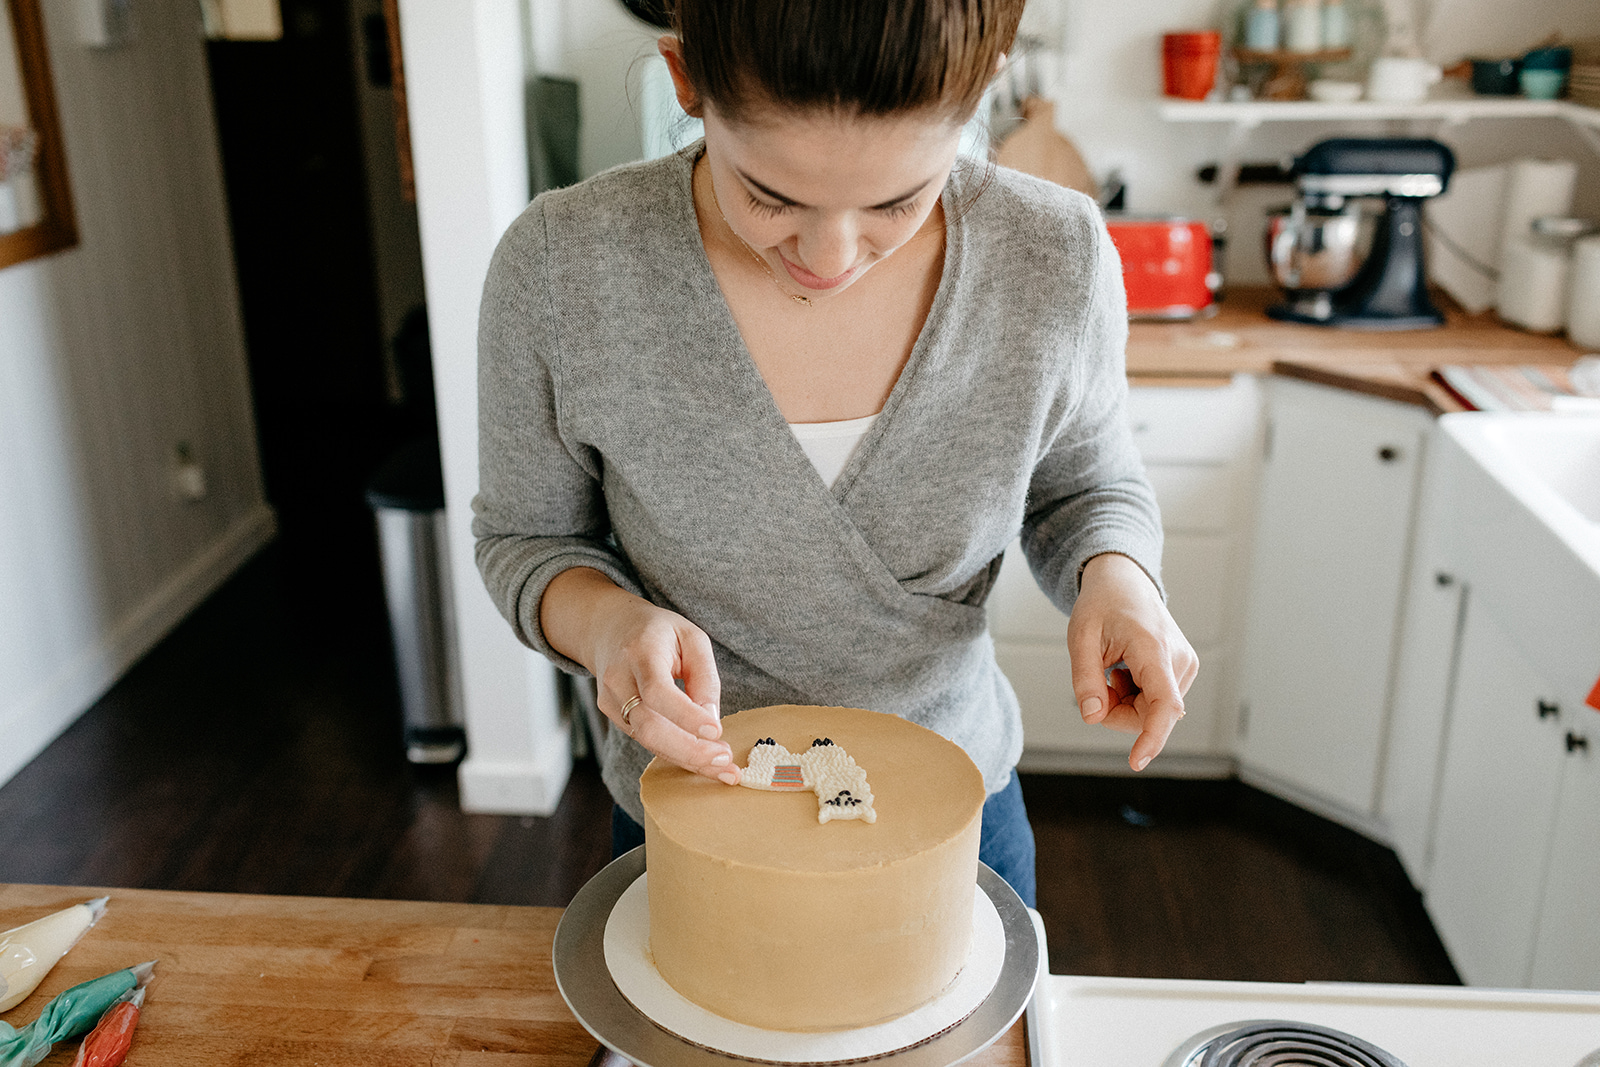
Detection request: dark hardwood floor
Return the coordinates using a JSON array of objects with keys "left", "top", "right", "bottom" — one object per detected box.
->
[{"left": 0, "top": 542, "right": 1458, "bottom": 985}]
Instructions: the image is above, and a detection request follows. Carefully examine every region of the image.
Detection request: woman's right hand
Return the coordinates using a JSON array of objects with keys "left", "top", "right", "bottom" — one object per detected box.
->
[{"left": 541, "top": 568, "right": 737, "bottom": 783}]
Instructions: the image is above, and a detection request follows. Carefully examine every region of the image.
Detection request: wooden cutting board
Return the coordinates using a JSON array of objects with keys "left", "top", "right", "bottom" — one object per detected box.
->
[
  {"left": 994, "top": 97, "right": 1097, "bottom": 199},
  {"left": 0, "top": 883, "right": 1029, "bottom": 1066}
]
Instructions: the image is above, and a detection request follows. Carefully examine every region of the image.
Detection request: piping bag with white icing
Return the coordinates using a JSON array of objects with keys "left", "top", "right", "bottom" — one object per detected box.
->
[{"left": 0, "top": 899, "right": 109, "bottom": 1014}]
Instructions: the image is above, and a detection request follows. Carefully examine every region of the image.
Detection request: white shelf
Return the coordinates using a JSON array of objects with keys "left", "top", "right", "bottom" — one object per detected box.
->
[
  {"left": 1158, "top": 96, "right": 1600, "bottom": 130},
  {"left": 1159, "top": 96, "right": 1600, "bottom": 204}
]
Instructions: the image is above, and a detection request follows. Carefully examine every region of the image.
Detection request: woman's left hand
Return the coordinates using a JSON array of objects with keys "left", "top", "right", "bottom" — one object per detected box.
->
[{"left": 1066, "top": 552, "right": 1199, "bottom": 772}]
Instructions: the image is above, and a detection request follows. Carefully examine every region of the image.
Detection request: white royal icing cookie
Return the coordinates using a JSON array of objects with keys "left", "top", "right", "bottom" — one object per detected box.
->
[{"left": 738, "top": 737, "right": 877, "bottom": 824}]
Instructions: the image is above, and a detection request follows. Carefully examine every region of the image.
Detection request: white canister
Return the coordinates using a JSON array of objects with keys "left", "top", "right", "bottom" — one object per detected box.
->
[
  {"left": 0, "top": 179, "right": 19, "bottom": 234},
  {"left": 1283, "top": 0, "right": 1323, "bottom": 52},
  {"left": 1499, "top": 235, "right": 1569, "bottom": 333},
  {"left": 1366, "top": 56, "right": 1442, "bottom": 102},
  {"left": 1567, "top": 236, "right": 1600, "bottom": 349}
]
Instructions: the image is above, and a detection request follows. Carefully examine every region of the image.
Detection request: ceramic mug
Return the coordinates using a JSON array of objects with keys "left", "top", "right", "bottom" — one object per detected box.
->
[
  {"left": 1366, "top": 56, "right": 1442, "bottom": 102},
  {"left": 1469, "top": 57, "right": 1520, "bottom": 95},
  {"left": 1519, "top": 69, "right": 1566, "bottom": 99}
]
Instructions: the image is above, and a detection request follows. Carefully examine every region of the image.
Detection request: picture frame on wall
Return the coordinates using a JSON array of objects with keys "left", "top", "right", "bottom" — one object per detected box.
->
[{"left": 0, "top": 0, "right": 78, "bottom": 270}]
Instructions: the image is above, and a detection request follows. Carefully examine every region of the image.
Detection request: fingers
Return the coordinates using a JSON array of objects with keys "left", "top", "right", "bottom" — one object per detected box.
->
[
  {"left": 597, "top": 618, "right": 734, "bottom": 784},
  {"left": 1066, "top": 617, "right": 1112, "bottom": 726},
  {"left": 604, "top": 664, "right": 738, "bottom": 783},
  {"left": 1124, "top": 641, "right": 1187, "bottom": 773},
  {"left": 678, "top": 624, "right": 723, "bottom": 740}
]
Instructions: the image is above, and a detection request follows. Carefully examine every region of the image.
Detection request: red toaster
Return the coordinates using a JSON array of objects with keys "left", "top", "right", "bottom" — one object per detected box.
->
[{"left": 1103, "top": 216, "right": 1220, "bottom": 319}]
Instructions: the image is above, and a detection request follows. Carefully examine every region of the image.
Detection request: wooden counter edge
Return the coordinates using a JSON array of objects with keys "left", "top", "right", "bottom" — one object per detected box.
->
[
  {"left": 1, "top": 884, "right": 1028, "bottom": 1067},
  {"left": 1269, "top": 361, "right": 1456, "bottom": 414}
]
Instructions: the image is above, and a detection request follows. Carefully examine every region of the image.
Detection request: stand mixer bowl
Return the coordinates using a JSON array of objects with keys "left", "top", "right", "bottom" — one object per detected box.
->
[{"left": 1266, "top": 205, "right": 1371, "bottom": 303}]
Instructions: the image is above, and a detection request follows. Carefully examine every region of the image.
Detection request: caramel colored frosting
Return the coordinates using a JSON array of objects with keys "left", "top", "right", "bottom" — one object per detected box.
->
[{"left": 641, "top": 705, "right": 985, "bottom": 1032}]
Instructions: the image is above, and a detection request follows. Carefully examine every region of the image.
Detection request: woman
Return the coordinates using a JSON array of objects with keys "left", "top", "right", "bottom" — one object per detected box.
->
[{"left": 474, "top": 0, "right": 1198, "bottom": 907}]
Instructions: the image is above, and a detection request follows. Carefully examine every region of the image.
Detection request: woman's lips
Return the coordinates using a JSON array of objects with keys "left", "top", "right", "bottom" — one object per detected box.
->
[{"left": 779, "top": 253, "right": 858, "bottom": 291}]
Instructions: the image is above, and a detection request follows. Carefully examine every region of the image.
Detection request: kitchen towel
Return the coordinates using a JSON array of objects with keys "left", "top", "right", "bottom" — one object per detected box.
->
[
  {"left": 1425, "top": 164, "right": 1506, "bottom": 314},
  {"left": 1496, "top": 159, "right": 1578, "bottom": 307}
]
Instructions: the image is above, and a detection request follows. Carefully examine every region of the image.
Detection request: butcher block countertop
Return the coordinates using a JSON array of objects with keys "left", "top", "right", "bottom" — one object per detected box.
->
[
  {"left": 0, "top": 883, "right": 1027, "bottom": 1067},
  {"left": 1126, "top": 287, "right": 1583, "bottom": 412}
]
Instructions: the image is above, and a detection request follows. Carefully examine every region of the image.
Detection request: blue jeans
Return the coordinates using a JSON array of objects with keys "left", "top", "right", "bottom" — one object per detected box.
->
[{"left": 610, "top": 771, "right": 1037, "bottom": 908}]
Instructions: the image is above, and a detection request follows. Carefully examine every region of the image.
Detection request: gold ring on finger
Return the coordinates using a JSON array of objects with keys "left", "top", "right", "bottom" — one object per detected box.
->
[{"left": 620, "top": 695, "right": 642, "bottom": 730}]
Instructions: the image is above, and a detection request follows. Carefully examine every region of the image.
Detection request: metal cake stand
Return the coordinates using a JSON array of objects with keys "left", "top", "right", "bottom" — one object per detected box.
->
[{"left": 553, "top": 848, "right": 1040, "bottom": 1067}]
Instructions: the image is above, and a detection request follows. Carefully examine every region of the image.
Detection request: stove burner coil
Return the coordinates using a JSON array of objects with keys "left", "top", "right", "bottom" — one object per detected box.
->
[{"left": 1165, "top": 1020, "right": 1410, "bottom": 1067}]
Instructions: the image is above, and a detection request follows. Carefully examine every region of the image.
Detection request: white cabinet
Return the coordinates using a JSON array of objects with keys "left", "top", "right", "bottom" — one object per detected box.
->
[
  {"left": 1426, "top": 604, "right": 1600, "bottom": 991},
  {"left": 997, "top": 376, "right": 1259, "bottom": 768},
  {"left": 1531, "top": 720, "right": 1600, "bottom": 990},
  {"left": 1426, "top": 607, "right": 1567, "bottom": 987},
  {"left": 1378, "top": 436, "right": 1468, "bottom": 887},
  {"left": 1236, "top": 378, "right": 1432, "bottom": 822}
]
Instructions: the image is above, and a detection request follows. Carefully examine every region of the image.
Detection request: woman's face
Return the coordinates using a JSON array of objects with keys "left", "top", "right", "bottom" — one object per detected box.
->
[{"left": 698, "top": 103, "right": 965, "bottom": 300}]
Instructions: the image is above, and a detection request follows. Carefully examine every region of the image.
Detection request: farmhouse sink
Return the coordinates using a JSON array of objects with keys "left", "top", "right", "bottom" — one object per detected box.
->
[
  {"left": 1465, "top": 415, "right": 1600, "bottom": 521},
  {"left": 1435, "top": 412, "right": 1600, "bottom": 697}
]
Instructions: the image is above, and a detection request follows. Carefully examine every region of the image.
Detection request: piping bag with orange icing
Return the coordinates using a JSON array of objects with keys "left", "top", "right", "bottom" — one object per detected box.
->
[
  {"left": 69, "top": 985, "right": 146, "bottom": 1067},
  {"left": 0, "top": 962, "right": 155, "bottom": 1067},
  {"left": 0, "top": 899, "right": 108, "bottom": 1014}
]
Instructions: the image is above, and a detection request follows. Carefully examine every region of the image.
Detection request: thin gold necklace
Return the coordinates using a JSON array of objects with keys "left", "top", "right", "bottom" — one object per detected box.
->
[{"left": 702, "top": 163, "right": 814, "bottom": 308}]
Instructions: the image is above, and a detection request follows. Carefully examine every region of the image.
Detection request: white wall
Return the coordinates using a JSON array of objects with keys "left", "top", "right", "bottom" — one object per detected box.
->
[
  {"left": 529, "top": 0, "right": 656, "bottom": 180},
  {"left": 397, "top": 0, "right": 571, "bottom": 815},
  {"left": 0, "top": 0, "right": 273, "bottom": 787}
]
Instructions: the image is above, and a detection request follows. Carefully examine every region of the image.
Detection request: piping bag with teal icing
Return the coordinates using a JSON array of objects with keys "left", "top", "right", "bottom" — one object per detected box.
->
[
  {"left": 0, "top": 962, "right": 155, "bottom": 1067},
  {"left": 0, "top": 899, "right": 108, "bottom": 1013}
]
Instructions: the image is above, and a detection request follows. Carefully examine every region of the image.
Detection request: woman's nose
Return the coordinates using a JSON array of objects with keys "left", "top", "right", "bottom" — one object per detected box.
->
[{"left": 796, "top": 216, "right": 860, "bottom": 280}]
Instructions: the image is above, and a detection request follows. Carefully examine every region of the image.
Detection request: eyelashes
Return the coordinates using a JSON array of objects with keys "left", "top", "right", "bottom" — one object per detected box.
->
[
  {"left": 743, "top": 191, "right": 918, "bottom": 221},
  {"left": 745, "top": 192, "right": 789, "bottom": 218}
]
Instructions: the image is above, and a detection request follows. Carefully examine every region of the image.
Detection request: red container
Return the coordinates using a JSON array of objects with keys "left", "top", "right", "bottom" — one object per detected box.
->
[
  {"left": 1162, "top": 31, "right": 1221, "bottom": 100},
  {"left": 1104, "top": 216, "right": 1218, "bottom": 320}
]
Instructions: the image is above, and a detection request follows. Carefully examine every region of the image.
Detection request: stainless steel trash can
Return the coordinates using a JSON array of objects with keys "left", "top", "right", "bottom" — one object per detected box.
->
[{"left": 366, "top": 440, "right": 465, "bottom": 764}]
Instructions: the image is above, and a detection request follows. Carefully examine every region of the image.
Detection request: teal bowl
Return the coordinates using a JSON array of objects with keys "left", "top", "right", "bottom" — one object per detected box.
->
[{"left": 1520, "top": 68, "right": 1566, "bottom": 99}]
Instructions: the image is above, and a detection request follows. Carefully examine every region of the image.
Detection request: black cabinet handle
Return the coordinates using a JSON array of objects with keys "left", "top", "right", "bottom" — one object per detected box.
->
[
  {"left": 1567, "top": 732, "right": 1590, "bottom": 754},
  {"left": 1538, "top": 700, "right": 1560, "bottom": 720},
  {"left": 1435, "top": 571, "right": 1454, "bottom": 587},
  {"left": 1378, "top": 446, "right": 1402, "bottom": 462}
]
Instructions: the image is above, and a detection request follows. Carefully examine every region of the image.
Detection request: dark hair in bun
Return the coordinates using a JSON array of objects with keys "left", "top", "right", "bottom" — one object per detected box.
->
[{"left": 668, "top": 0, "right": 1024, "bottom": 123}]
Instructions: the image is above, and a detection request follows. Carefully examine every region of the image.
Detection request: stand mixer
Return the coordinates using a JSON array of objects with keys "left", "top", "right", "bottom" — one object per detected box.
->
[{"left": 1267, "top": 137, "right": 1456, "bottom": 329}]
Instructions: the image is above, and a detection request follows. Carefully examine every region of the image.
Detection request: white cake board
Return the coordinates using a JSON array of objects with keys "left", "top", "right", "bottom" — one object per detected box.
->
[{"left": 603, "top": 873, "right": 1006, "bottom": 1064}]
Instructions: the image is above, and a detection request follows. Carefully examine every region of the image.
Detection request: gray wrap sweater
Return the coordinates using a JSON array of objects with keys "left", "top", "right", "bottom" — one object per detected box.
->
[{"left": 473, "top": 148, "right": 1163, "bottom": 824}]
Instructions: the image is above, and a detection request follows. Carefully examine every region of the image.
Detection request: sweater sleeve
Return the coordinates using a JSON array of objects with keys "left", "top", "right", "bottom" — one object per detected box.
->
[
  {"left": 1020, "top": 219, "right": 1164, "bottom": 615},
  {"left": 472, "top": 199, "right": 645, "bottom": 674}
]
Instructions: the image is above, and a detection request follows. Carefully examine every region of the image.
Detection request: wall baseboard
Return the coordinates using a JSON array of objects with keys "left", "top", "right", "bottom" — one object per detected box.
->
[
  {"left": 1238, "top": 763, "right": 1393, "bottom": 846},
  {"left": 1018, "top": 749, "right": 1236, "bottom": 779},
  {"left": 0, "top": 505, "right": 278, "bottom": 789},
  {"left": 458, "top": 728, "right": 574, "bottom": 816}
]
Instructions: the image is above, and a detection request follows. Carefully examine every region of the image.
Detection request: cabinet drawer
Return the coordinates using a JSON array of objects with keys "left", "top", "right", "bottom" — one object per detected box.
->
[
  {"left": 1147, "top": 462, "right": 1234, "bottom": 532},
  {"left": 1162, "top": 534, "right": 1230, "bottom": 649},
  {"left": 989, "top": 542, "right": 1067, "bottom": 641},
  {"left": 1128, "top": 380, "right": 1259, "bottom": 463},
  {"left": 991, "top": 533, "right": 1230, "bottom": 649}
]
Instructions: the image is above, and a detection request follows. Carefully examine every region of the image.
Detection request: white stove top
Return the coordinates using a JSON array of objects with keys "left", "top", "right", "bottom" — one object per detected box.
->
[{"left": 1027, "top": 973, "right": 1600, "bottom": 1067}]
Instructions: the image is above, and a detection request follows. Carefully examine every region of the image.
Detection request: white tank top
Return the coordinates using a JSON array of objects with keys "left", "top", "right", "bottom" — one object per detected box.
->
[{"left": 788, "top": 413, "right": 879, "bottom": 488}]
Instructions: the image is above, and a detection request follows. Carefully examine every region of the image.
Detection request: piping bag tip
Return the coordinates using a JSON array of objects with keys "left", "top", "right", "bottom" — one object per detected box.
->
[
  {"left": 84, "top": 897, "right": 110, "bottom": 922},
  {"left": 130, "top": 961, "right": 157, "bottom": 986}
]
